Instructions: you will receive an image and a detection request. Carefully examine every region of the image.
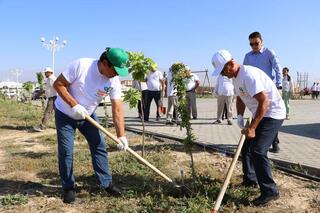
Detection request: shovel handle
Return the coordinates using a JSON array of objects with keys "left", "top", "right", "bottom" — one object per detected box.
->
[
  {"left": 212, "top": 118, "right": 251, "bottom": 212},
  {"left": 85, "top": 115, "right": 173, "bottom": 183}
]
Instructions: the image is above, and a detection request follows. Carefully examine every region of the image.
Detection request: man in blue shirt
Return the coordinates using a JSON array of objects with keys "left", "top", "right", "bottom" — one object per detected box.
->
[{"left": 243, "top": 32, "right": 282, "bottom": 153}]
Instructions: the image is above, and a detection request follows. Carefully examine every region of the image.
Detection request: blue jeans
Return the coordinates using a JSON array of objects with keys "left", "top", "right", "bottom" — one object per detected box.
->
[
  {"left": 55, "top": 108, "right": 112, "bottom": 190},
  {"left": 241, "top": 117, "right": 284, "bottom": 196}
]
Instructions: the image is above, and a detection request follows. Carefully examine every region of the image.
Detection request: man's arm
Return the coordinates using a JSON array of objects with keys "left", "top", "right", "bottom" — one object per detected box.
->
[
  {"left": 270, "top": 49, "right": 282, "bottom": 88},
  {"left": 111, "top": 99, "right": 125, "bottom": 137},
  {"left": 193, "top": 80, "right": 200, "bottom": 92},
  {"left": 242, "top": 91, "right": 269, "bottom": 138},
  {"left": 236, "top": 96, "right": 246, "bottom": 115},
  {"left": 53, "top": 74, "right": 78, "bottom": 107}
]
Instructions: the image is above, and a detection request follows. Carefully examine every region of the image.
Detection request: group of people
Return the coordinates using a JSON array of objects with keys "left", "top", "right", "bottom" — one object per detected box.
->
[
  {"left": 32, "top": 31, "right": 289, "bottom": 206},
  {"left": 133, "top": 64, "right": 200, "bottom": 125}
]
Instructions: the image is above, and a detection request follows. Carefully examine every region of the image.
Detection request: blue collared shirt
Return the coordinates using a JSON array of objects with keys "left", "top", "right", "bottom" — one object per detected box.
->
[{"left": 243, "top": 47, "right": 282, "bottom": 87}]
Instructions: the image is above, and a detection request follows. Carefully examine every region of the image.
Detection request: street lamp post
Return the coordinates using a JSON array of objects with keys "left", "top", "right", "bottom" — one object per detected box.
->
[{"left": 40, "top": 36, "right": 67, "bottom": 71}]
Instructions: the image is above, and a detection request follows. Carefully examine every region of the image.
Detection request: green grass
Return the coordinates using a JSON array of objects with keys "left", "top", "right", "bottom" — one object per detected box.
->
[{"left": 0, "top": 194, "right": 28, "bottom": 208}]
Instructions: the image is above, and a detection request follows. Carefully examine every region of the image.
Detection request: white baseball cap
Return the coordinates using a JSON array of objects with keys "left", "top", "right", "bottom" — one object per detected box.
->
[
  {"left": 43, "top": 67, "right": 53, "bottom": 73},
  {"left": 211, "top": 49, "right": 232, "bottom": 76},
  {"left": 185, "top": 65, "right": 191, "bottom": 71}
]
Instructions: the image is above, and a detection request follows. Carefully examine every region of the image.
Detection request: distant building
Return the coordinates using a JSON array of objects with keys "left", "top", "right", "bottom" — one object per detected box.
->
[{"left": 0, "top": 81, "right": 23, "bottom": 98}]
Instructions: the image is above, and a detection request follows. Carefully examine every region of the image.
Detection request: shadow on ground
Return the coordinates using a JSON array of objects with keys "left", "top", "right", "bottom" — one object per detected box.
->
[{"left": 280, "top": 123, "right": 320, "bottom": 139}]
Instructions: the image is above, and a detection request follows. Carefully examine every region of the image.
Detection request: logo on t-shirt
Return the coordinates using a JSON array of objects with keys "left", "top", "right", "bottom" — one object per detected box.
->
[
  {"left": 239, "top": 87, "right": 249, "bottom": 97},
  {"left": 104, "top": 86, "right": 113, "bottom": 94}
]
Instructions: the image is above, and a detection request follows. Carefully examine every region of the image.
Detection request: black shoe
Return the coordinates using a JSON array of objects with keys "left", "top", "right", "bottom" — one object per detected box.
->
[
  {"left": 156, "top": 116, "right": 160, "bottom": 121},
  {"left": 192, "top": 117, "right": 197, "bottom": 120},
  {"left": 63, "top": 188, "right": 75, "bottom": 204},
  {"left": 241, "top": 180, "right": 258, "bottom": 188},
  {"left": 105, "top": 184, "right": 122, "bottom": 197},
  {"left": 252, "top": 192, "right": 279, "bottom": 206},
  {"left": 269, "top": 144, "right": 280, "bottom": 153}
]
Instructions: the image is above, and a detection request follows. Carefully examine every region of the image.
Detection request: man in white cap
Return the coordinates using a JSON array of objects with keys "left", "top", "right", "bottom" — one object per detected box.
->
[
  {"left": 184, "top": 66, "right": 200, "bottom": 119},
  {"left": 211, "top": 49, "right": 285, "bottom": 206},
  {"left": 53, "top": 47, "right": 129, "bottom": 203},
  {"left": 33, "top": 67, "right": 57, "bottom": 132}
]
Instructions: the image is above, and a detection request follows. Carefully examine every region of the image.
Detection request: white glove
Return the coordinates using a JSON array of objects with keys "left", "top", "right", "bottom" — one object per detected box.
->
[
  {"left": 117, "top": 136, "right": 129, "bottom": 151},
  {"left": 71, "top": 104, "right": 88, "bottom": 120},
  {"left": 237, "top": 114, "right": 245, "bottom": 129}
]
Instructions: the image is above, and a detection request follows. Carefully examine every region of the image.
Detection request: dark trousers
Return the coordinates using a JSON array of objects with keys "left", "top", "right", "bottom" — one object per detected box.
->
[
  {"left": 241, "top": 117, "right": 284, "bottom": 196},
  {"left": 137, "top": 90, "right": 148, "bottom": 116},
  {"left": 144, "top": 90, "right": 161, "bottom": 121}
]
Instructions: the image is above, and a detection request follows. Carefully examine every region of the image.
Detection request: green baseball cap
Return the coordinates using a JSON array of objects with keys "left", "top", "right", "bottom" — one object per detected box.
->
[{"left": 106, "top": 48, "right": 129, "bottom": 77}]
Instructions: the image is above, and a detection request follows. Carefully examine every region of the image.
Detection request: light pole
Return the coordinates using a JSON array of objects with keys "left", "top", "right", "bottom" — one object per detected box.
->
[{"left": 40, "top": 36, "right": 67, "bottom": 71}]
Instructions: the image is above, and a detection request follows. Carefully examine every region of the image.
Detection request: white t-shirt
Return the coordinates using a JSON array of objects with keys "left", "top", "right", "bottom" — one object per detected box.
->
[
  {"left": 233, "top": 65, "right": 285, "bottom": 119},
  {"left": 55, "top": 58, "right": 122, "bottom": 119},
  {"left": 146, "top": 70, "right": 163, "bottom": 91},
  {"left": 45, "top": 74, "right": 57, "bottom": 98},
  {"left": 282, "top": 75, "right": 294, "bottom": 92},
  {"left": 215, "top": 75, "right": 234, "bottom": 96},
  {"left": 166, "top": 69, "right": 177, "bottom": 96},
  {"left": 185, "top": 73, "right": 200, "bottom": 91}
]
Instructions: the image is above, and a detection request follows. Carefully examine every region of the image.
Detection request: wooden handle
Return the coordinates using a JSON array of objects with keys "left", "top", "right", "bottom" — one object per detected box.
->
[
  {"left": 85, "top": 115, "right": 173, "bottom": 183},
  {"left": 213, "top": 118, "right": 251, "bottom": 212}
]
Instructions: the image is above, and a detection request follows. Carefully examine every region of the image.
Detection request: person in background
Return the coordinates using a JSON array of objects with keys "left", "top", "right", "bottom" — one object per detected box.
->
[
  {"left": 33, "top": 67, "right": 57, "bottom": 132},
  {"left": 132, "top": 79, "right": 148, "bottom": 119},
  {"left": 311, "top": 82, "right": 317, "bottom": 99},
  {"left": 212, "top": 74, "right": 234, "bottom": 125},
  {"left": 144, "top": 64, "right": 164, "bottom": 121},
  {"left": 184, "top": 66, "right": 200, "bottom": 119},
  {"left": 212, "top": 49, "right": 285, "bottom": 206},
  {"left": 244, "top": 31, "right": 282, "bottom": 153},
  {"left": 282, "top": 67, "right": 294, "bottom": 119},
  {"left": 166, "top": 67, "right": 178, "bottom": 125},
  {"left": 53, "top": 47, "right": 129, "bottom": 203}
]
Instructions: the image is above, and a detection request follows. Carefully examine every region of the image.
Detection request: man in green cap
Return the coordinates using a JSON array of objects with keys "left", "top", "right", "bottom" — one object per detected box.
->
[{"left": 53, "top": 47, "right": 129, "bottom": 203}]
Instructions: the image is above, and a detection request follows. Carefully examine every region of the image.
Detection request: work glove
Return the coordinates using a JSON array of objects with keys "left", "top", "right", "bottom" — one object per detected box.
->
[
  {"left": 237, "top": 114, "right": 245, "bottom": 129},
  {"left": 71, "top": 104, "right": 88, "bottom": 120},
  {"left": 117, "top": 136, "right": 129, "bottom": 151}
]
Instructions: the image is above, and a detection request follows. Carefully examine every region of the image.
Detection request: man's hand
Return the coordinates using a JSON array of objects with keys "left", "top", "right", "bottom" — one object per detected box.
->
[
  {"left": 117, "top": 136, "right": 129, "bottom": 151},
  {"left": 71, "top": 104, "right": 88, "bottom": 120},
  {"left": 241, "top": 127, "right": 256, "bottom": 139},
  {"left": 237, "top": 114, "right": 245, "bottom": 129}
]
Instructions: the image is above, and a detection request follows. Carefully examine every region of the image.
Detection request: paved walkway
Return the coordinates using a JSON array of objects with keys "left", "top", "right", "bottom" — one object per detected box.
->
[{"left": 96, "top": 98, "right": 320, "bottom": 173}]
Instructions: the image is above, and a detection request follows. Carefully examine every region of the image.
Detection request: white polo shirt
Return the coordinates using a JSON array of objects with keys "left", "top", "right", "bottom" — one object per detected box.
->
[
  {"left": 146, "top": 70, "right": 163, "bottom": 91},
  {"left": 55, "top": 58, "right": 122, "bottom": 120},
  {"left": 216, "top": 75, "right": 234, "bottom": 96},
  {"left": 45, "top": 74, "right": 57, "bottom": 98},
  {"left": 185, "top": 73, "right": 199, "bottom": 91},
  {"left": 166, "top": 69, "right": 177, "bottom": 96},
  {"left": 233, "top": 65, "right": 285, "bottom": 119}
]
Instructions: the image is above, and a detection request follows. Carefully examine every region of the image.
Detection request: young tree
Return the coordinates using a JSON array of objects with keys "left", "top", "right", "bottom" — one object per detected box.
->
[
  {"left": 124, "top": 51, "right": 156, "bottom": 157},
  {"left": 170, "top": 62, "right": 197, "bottom": 179},
  {"left": 23, "top": 82, "right": 33, "bottom": 103}
]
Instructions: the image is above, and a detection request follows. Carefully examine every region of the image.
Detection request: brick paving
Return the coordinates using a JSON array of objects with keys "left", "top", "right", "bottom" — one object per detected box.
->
[{"left": 96, "top": 98, "right": 320, "bottom": 171}]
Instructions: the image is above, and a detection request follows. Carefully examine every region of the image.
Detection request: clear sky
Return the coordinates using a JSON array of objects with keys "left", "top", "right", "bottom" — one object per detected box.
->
[{"left": 0, "top": 0, "right": 319, "bottom": 86}]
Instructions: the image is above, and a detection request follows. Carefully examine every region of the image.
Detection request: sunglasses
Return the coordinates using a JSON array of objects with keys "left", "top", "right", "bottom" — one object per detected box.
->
[{"left": 250, "top": 42, "right": 260, "bottom": 47}]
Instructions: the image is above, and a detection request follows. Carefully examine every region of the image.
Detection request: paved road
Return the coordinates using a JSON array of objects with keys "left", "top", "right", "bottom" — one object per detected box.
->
[{"left": 96, "top": 98, "right": 320, "bottom": 173}]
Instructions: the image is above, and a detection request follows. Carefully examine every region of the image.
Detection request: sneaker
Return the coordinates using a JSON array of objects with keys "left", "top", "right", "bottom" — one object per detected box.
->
[
  {"left": 213, "top": 120, "right": 222, "bottom": 124},
  {"left": 62, "top": 188, "right": 75, "bottom": 204},
  {"left": 252, "top": 192, "right": 279, "bottom": 206},
  {"left": 33, "top": 126, "right": 44, "bottom": 132},
  {"left": 192, "top": 117, "right": 197, "bottom": 120},
  {"left": 286, "top": 115, "right": 290, "bottom": 120},
  {"left": 227, "top": 120, "right": 233, "bottom": 125},
  {"left": 105, "top": 183, "right": 122, "bottom": 197},
  {"left": 269, "top": 143, "right": 280, "bottom": 153}
]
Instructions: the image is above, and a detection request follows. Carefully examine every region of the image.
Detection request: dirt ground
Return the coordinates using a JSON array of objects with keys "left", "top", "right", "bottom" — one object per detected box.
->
[{"left": 0, "top": 128, "right": 319, "bottom": 212}]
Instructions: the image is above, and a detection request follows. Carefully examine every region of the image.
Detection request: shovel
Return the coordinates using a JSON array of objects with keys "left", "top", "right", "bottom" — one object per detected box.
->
[
  {"left": 84, "top": 115, "right": 173, "bottom": 184},
  {"left": 211, "top": 118, "right": 251, "bottom": 213}
]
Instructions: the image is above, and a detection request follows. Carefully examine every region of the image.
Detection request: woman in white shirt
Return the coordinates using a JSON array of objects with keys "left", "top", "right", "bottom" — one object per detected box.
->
[{"left": 282, "top": 67, "right": 294, "bottom": 119}]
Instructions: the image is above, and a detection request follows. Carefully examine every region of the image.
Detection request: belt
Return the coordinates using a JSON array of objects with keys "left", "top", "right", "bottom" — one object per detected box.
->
[{"left": 186, "top": 90, "right": 194, "bottom": 92}]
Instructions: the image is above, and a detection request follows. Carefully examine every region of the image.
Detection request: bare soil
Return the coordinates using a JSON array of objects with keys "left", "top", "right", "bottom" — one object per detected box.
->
[{"left": 0, "top": 130, "right": 319, "bottom": 212}]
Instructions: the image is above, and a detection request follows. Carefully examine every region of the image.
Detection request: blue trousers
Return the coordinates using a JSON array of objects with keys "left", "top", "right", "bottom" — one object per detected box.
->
[
  {"left": 55, "top": 108, "right": 112, "bottom": 190},
  {"left": 241, "top": 117, "right": 284, "bottom": 196}
]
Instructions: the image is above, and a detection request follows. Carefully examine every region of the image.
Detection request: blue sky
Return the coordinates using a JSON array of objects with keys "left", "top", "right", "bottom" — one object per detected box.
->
[{"left": 0, "top": 0, "right": 319, "bottom": 86}]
